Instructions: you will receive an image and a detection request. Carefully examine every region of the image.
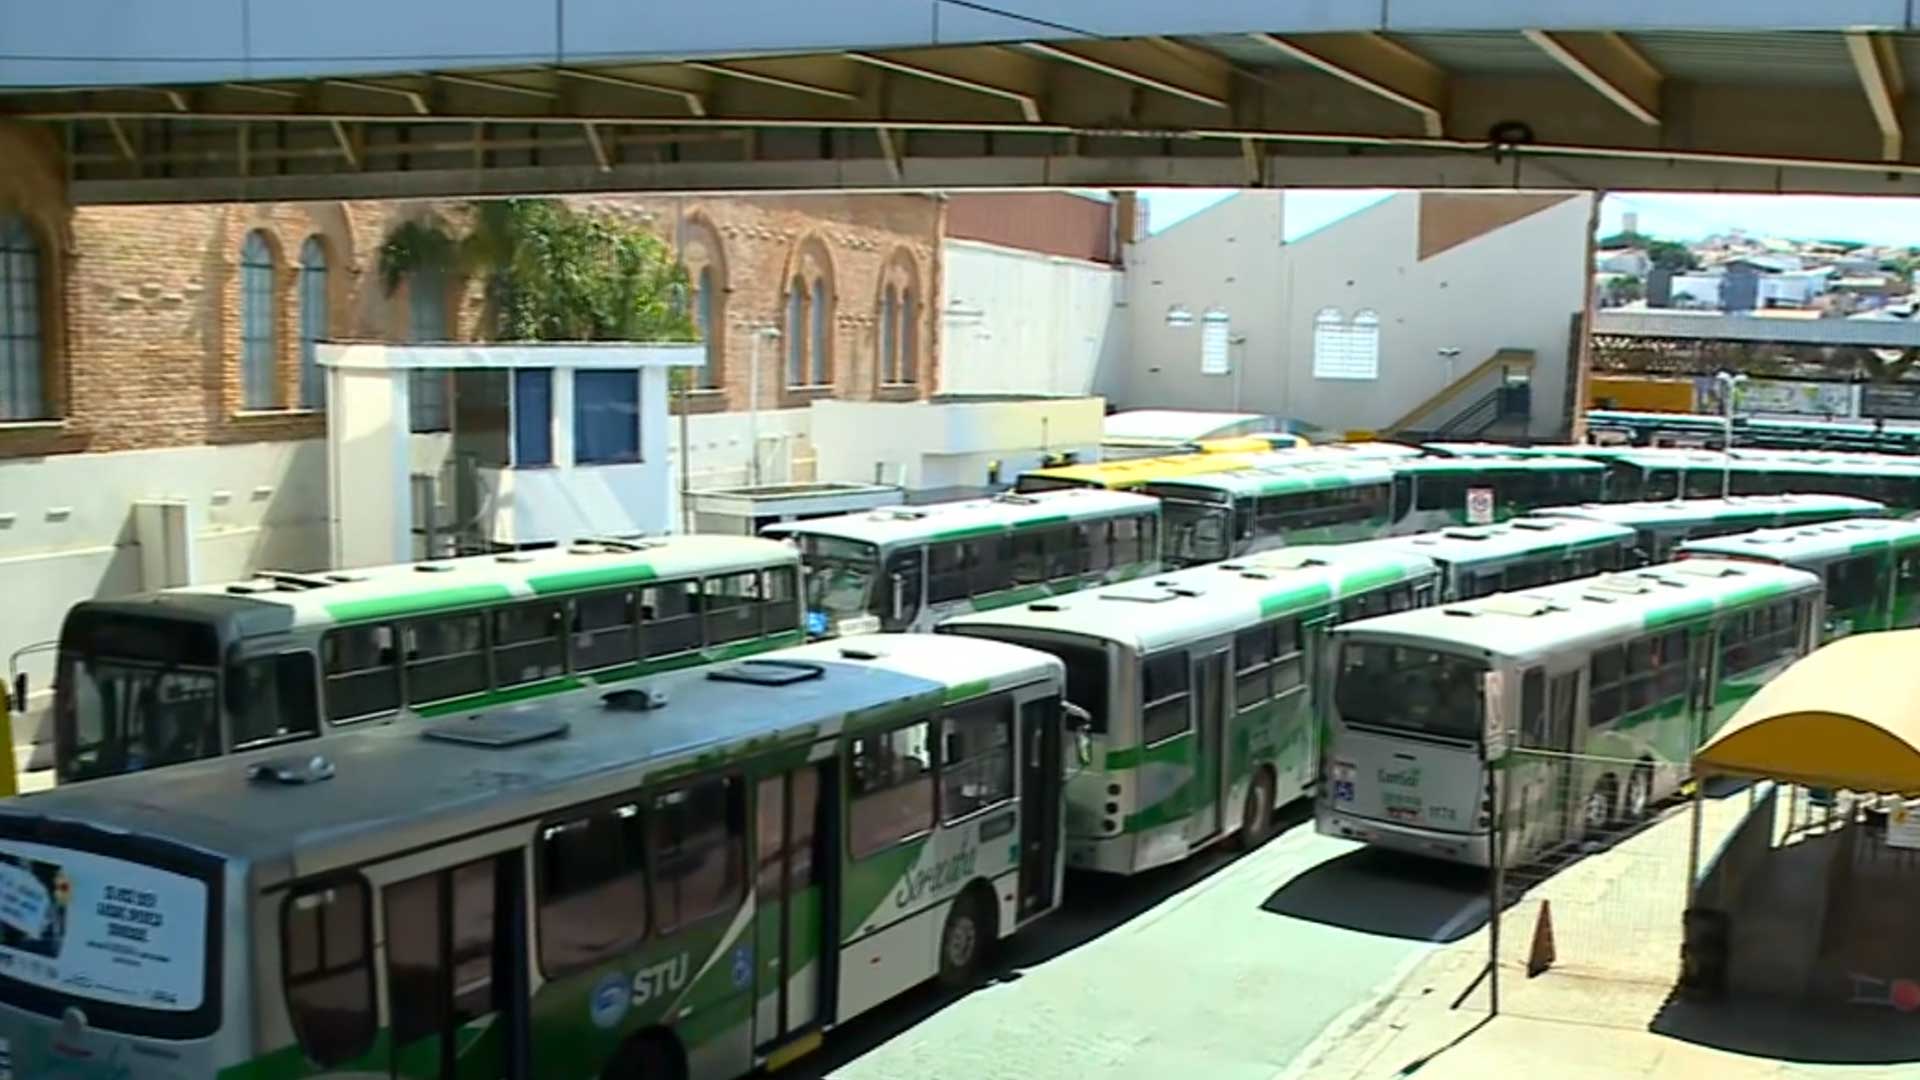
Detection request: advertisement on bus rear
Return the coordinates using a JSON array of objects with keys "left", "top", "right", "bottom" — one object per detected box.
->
[{"left": 0, "top": 840, "right": 207, "bottom": 1013}]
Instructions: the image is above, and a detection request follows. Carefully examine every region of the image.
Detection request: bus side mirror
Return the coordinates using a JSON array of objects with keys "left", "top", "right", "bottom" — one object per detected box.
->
[
  {"left": 1062, "top": 702, "right": 1093, "bottom": 767},
  {"left": 891, "top": 574, "right": 908, "bottom": 621}
]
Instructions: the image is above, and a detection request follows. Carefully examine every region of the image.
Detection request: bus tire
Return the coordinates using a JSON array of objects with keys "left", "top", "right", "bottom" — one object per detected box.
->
[
  {"left": 1583, "top": 777, "right": 1618, "bottom": 835},
  {"left": 1624, "top": 763, "right": 1653, "bottom": 821},
  {"left": 936, "top": 885, "right": 996, "bottom": 988},
  {"left": 1237, "top": 769, "right": 1275, "bottom": 851},
  {"left": 603, "top": 1031, "right": 683, "bottom": 1080}
]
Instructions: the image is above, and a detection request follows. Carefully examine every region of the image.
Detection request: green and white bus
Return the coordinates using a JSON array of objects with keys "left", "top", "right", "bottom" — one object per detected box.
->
[
  {"left": 762, "top": 488, "right": 1161, "bottom": 638},
  {"left": 1384, "top": 457, "right": 1606, "bottom": 533},
  {"left": 1319, "top": 558, "right": 1823, "bottom": 866},
  {"left": 939, "top": 546, "right": 1439, "bottom": 875},
  {"left": 1678, "top": 517, "right": 1920, "bottom": 640},
  {"left": 1140, "top": 460, "right": 1397, "bottom": 567},
  {"left": 41, "top": 535, "right": 803, "bottom": 786},
  {"left": 1533, "top": 493, "right": 1885, "bottom": 565},
  {"left": 1337, "top": 515, "right": 1637, "bottom": 602},
  {"left": 0, "top": 634, "right": 1071, "bottom": 1080}
]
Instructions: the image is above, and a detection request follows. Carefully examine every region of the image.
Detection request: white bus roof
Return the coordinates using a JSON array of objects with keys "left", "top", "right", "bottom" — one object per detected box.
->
[
  {"left": 1137, "top": 458, "right": 1395, "bottom": 497},
  {"left": 0, "top": 634, "right": 1055, "bottom": 884},
  {"left": 762, "top": 487, "right": 1158, "bottom": 547},
  {"left": 941, "top": 546, "right": 1435, "bottom": 654},
  {"left": 1102, "top": 409, "right": 1267, "bottom": 442},
  {"left": 1332, "top": 558, "right": 1822, "bottom": 662},
  {"left": 143, "top": 534, "right": 794, "bottom": 627},
  {"left": 1533, "top": 494, "right": 1885, "bottom": 528},
  {"left": 1343, "top": 516, "right": 1636, "bottom": 566},
  {"left": 1678, "top": 517, "right": 1920, "bottom": 563}
]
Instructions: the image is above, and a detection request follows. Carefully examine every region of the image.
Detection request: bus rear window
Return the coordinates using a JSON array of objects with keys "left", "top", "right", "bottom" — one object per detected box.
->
[
  {"left": 0, "top": 834, "right": 218, "bottom": 1037},
  {"left": 1336, "top": 642, "right": 1487, "bottom": 742}
]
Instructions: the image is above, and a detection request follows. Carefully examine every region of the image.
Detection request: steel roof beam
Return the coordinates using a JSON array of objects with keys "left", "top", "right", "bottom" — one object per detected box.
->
[
  {"left": 1523, "top": 30, "right": 1662, "bottom": 127},
  {"left": 1251, "top": 31, "right": 1447, "bottom": 137},
  {"left": 1023, "top": 37, "right": 1231, "bottom": 110},
  {"left": 1845, "top": 30, "right": 1905, "bottom": 162},
  {"left": 683, "top": 58, "right": 862, "bottom": 103},
  {"left": 553, "top": 66, "right": 707, "bottom": 117},
  {"left": 848, "top": 46, "right": 1047, "bottom": 122}
]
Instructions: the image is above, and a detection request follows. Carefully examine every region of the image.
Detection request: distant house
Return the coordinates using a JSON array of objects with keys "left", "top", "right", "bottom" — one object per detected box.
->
[{"left": 1595, "top": 248, "right": 1652, "bottom": 276}]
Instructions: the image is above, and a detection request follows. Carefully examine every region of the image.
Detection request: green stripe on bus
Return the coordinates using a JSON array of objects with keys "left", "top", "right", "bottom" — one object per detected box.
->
[
  {"left": 1104, "top": 732, "right": 1190, "bottom": 771},
  {"left": 1643, "top": 597, "right": 1713, "bottom": 629},
  {"left": 945, "top": 678, "right": 991, "bottom": 704},
  {"left": 326, "top": 583, "right": 514, "bottom": 623},
  {"left": 526, "top": 563, "right": 658, "bottom": 595},
  {"left": 1850, "top": 539, "right": 1894, "bottom": 555},
  {"left": 1338, "top": 563, "right": 1408, "bottom": 594},
  {"left": 1260, "top": 582, "right": 1334, "bottom": 618},
  {"left": 931, "top": 523, "right": 1005, "bottom": 542},
  {"left": 1011, "top": 513, "right": 1071, "bottom": 530}
]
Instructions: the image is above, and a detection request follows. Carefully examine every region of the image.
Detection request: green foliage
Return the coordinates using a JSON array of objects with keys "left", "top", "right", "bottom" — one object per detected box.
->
[
  {"left": 376, "top": 199, "right": 697, "bottom": 343},
  {"left": 1645, "top": 240, "right": 1697, "bottom": 272},
  {"left": 1597, "top": 230, "right": 1649, "bottom": 249}
]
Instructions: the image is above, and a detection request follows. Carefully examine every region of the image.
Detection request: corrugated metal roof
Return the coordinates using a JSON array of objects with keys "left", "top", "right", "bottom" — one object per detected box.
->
[{"left": 1629, "top": 30, "right": 1855, "bottom": 86}]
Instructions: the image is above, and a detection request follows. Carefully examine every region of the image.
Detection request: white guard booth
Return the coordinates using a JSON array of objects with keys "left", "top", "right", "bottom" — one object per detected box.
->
[{"left": 318, "top": 341, "right": 702, "bottom": 568}]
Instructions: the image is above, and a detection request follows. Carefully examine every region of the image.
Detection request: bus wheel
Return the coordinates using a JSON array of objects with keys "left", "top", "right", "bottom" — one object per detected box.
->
[
  {"left": 1583, "top": 779, "right": 1617, "bottom": 835},
  {"left": 937, "top": 887, "right": 994, "bottom": 988},
  {"left": 604, "top": 1032, "right": 682, "bottom": 1080},
  {"left": 1237, "top": 770, "right": 1275, "bottom": 851},
  {"left": 1624, "top": 766, "right": 1652, "bottom": 821}
]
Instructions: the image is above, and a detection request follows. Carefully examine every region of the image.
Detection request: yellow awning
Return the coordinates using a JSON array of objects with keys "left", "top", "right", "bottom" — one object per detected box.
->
[{"left": 1697, "top": 629, "right": 1920, "bottom": 795}]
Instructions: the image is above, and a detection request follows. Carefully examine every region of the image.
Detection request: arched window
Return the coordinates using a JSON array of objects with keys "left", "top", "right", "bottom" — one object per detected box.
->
[
  {"left": 298, "top": 237, "right": 328, "bottom": 409},
  {"left": 694, "top": 266, "right": 718, "bottom": 390},
  {"left": 241, "top": 230, "right": 278, "bottom": 410},
  {"left": 0, "top": 214, "right": 46, "bottom": 421},
  {"left": 809, "top": 277, "right": 830, "bottom": 386},
  {"left": 879, "top": 286, "right": 897, "bottom": 385},
  {"left": 899, "top": 286, "right": 918, "bottom": 385},
  {"left": 786, "top": 278, "right": 808, "bottom": 387},
  {"left": 407, "top": 266, "right": 450, "bottom": 431},
  {"left": 1311, "top": 307, "right": 1380, "bottom": 381}
]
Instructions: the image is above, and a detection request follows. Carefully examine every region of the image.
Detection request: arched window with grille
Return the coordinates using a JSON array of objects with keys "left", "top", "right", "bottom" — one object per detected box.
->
[
  {"left": 241, "top": 230, "right": 279, "bottom": 410},
  {"left": 879, "top": 286, "right": 897, "bottom": 385},
  {"left": 809, "top": 277, "right": 830, "bottom": 386},
  {"left": 298, "top": 236, "right": 328, "bottom": 409},
  {"left": 695, "top": 266, "right": 718, "bottom": 390},
  {"left": 0, "top": 214, "right": 46, "bottom": 421},
  {"left": 786, "top": 278, "right": 808, "bottom": 387},
  {"left": 899, "top": 285, "right": 918, "bottom": 385}
]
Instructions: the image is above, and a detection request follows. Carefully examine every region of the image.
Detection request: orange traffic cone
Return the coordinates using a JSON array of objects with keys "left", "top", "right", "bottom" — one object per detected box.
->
[{"left": 1527, "top": 900, "right": 1556, "bottom": 978}]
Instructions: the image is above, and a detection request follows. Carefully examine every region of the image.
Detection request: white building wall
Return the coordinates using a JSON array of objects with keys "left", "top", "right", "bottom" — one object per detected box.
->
[
  {"left": 0, "top": 439, "right": 330, "bottom": 761},
  {"left": 939, "top": 239, "right": 1123, "bottom": 397},
  {"left": 1670, "top": 273, "right": 1725, "bottom": 308},
  {"left": 809, "top": 397, "right": 1104, "bottom": 494}
]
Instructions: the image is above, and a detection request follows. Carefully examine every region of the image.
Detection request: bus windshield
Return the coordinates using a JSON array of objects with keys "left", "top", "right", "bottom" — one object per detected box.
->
[
  {"left": 1335, "top": 641, "right": 1487, "bottom": 742},
  {"left": 792, "top": 535, "right": 881, "bottom": 623},
  {"left": 1162, "top": 501, "right": 1231, "bottom": 566},
  {"left": 57, "top": 654, "right": 222, "bottom": 783}
]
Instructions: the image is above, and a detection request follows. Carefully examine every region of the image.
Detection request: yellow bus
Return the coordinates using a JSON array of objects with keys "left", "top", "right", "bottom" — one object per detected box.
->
[{"left": 1015, "top": 441, "right": 1416, "bottom": 494}]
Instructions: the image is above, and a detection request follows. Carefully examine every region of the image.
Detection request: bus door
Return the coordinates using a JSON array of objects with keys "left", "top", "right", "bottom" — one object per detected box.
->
[
  {"left": 754, "top": 760, "right": 834, "bottom": 1056},
  {"left": 1685, "top": 626, "right": 1718, "bottom": 748},
  {"left": 1514, "top": 668, "right": 1581, "bottom": 856},
  {"left": 383, "top": 850, "right": 531, "bottom": 1080},
  {"left": 1017, "top": 694, "right": 1064, "bottom": 917},
  {"left": 1189, "top": 648, "right": 1231, "bottom": 843}
]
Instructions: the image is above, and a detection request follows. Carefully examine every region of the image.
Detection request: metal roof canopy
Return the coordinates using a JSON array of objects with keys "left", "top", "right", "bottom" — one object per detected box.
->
[
  {"left": 16, "top": 9, "right": 1920, "bottom": 202},
  {"left": 1697, "top": 629, "right": 1920, "bottom": 794}
]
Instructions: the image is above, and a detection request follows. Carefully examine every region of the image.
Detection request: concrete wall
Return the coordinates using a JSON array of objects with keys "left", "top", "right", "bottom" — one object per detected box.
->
[
  {"left": 940, "top": 239, "right": 1123, "bottom": 398},
  {"left": 809, "top": 397, "right": 1104, "bottom": 494},
  {"left": 0, "top": 439, "right": 329, "bottom": 758},
  {"left": 1119, "top": 191, "right": 1591, "bottom": 439}
]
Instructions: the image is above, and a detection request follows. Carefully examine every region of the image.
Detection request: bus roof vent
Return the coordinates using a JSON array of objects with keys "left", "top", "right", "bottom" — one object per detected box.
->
[
  {"left": 1441, "top": 606, "right": 1478, "bottom": 617},
  {"left": 1481, "top": 595, "right": 1560, "bottom": 618},
  {"left": 1166, "top": 586, "right": 1204, "bottom": 598},
  {"left": 423, "top": 713, "right": 569, "bottom": 748},
  {"left": 255, "top": 570, "right": 337, "bottom": 590},
  {"left": 838, "top": 645, "right": 884, "bottom": 661},
  {"left": 1671, "top": 562, "right": 1742, "bottom": 579},
  {"left": 991, "top": 492, "right": 1040, "bottom": 506},
  {"left": 603, "top": 686, "right": 669, "bottom": 711},
  {"left": 247, "top": 753, "right": 336, "bottom": 785},
  {"left": 226, "top": 580, "right": 277, "bottom": 594},
  {"left": 1027, "top": 601, "right": 1063, "bottom": 612},
  {"left": 1257, "top": 551, "right": 1329, "bottom": 571},
  {"left": 495, "top": 553, "right": 536, "bottom": 564},
  {"left": 1102, "top": 588, "right": 1178, "bottom": 605},
  {"left": 880, "top": 508, "right": 929, "bottom": 521},
  {"left": 1238, "top": 570, "right": 1272, "bottom": 581},
  {"left": 326, "top": 572, "right": 367, "bottom": 583},
  {"left": 708, "top": 660, "right": 825, "bottom": 687},
  {"left": 1441, "top": 529, "right": 1489, "bottom": 541},
  {"left": 1509, "top": 519, "right": 1557, "bottom": 532},
  {"left": 1587, "top": 575, "right": 1654, "bottom": 597},
  {"left": 415, "top": 563, "right": 456, "bottom": 573}
]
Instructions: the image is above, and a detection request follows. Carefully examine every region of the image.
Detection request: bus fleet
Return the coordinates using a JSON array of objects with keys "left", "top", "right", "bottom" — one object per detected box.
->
[{"left": 4, "top": 434, "right": 1916, "bottom": 1079}]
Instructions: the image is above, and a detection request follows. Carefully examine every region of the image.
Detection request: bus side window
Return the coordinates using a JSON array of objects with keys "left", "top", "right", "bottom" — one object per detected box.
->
[
  {"left": 762, "top": 566, "right": 801, "bottom": 633},
  {"left": 1518, "top": 669, "right": 1546, "bottom": 747},
  {"left": 1391, "top": 475, "right": 1414, "bottom": 522},
  {"left": 282, "top": 877, "right": 376, "bottom": 1067},
  {"left": 403, "top": 613, "right": 488, "bottom": 706},
  {"left": 1141, "top": 651, "right": 1192, "bottom": 745},
  {"left": 572, "top": 589, "right": 638, "bottom": 671},
  {"left": 701, "top": 571, "right": 762, "bottom": 646},
  {"left": 231, "top": 652, "right": 320, "bottom": 748},
  {"left": 972, "top": 540, "right": 1013, "bottom": 596},
  {"left": 940, "top": 695, "right": 1015, "bottom": 821},
  {"left": 1010, "top": 530, "right": 1046, "bottom": 586},
  {"left": 1087, "top": 520, "right": 1114, "bottom": 574},
  {"left": 642, "top": 580, "right": 703, "bottom": 656},
  {"left": 928, "top": 542, "right": 970, "bottom": 603},
  {"left": 1140, "top": 514, "right": 1159, "bottom": 564},
  {"left": 1234, "top": 624, "right": 1276, "bottom": 711},
  {"left": 849, "top": 720, "right": 935, "bottom": 858},
  {"left": 649, "top": 777, "right": 746, "bottom": 932},
  {"left": 322, "top": 625, "right": 399, "bottom": 723},
  {"left": 879, "top": 551, "right": 921, "bottom": 628},
  {"left": 539, "top": 797, "right": 648, "bottom": 974},
  {"left": 493, "top": 601, "right": 566, "bottom": 688},
  {"left": 1588, "top": 646, "right": 1625, "bottom": 726},
  {"left": 1046, "top": 526, "right": 1081, "bottom": 581}
]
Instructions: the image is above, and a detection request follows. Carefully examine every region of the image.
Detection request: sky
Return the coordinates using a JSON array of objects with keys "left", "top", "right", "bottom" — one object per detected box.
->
[{"left": 1142, "top": 188, "right": 1920, "bottom": 247}]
